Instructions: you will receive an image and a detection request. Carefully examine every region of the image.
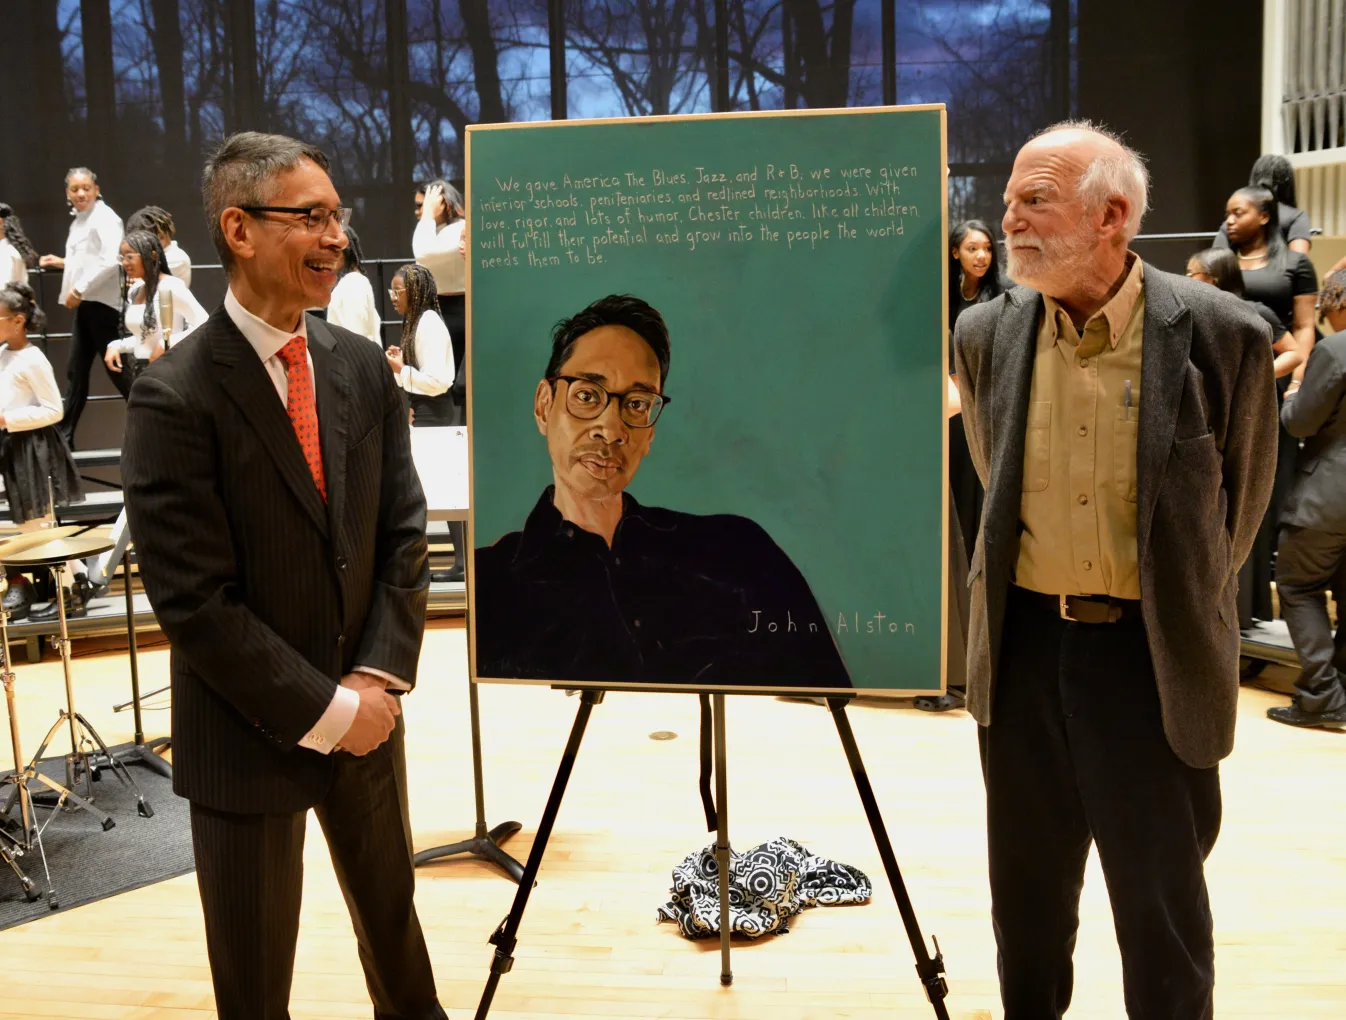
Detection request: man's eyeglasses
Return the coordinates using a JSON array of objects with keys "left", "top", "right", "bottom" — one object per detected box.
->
[
  {"left": 551, "top": 376, "right": 669, "bottom": 428},
  {"left": 240, "top": 205, "right": 352, "bottom": 234}
]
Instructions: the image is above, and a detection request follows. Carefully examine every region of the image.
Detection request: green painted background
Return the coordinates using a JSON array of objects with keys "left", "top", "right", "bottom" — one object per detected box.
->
[{"left": 467, "top": 108, "right": 946, "bottom": 693}]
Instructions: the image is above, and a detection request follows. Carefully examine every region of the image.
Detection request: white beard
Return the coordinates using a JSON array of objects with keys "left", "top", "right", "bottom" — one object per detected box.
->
[{"left": 1005, "top": 222, "right": 1096, "bottom": 292}]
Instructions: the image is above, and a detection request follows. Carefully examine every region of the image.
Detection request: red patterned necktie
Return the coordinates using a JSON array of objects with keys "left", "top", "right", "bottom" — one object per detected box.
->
[{"left": 275, "top": 336, "right": 326, "bottom": 502}]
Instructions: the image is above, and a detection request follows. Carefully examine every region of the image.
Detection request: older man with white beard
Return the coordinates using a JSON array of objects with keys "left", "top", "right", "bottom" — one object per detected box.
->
[{"left": 954, "top": 122, "right": 1277, "bottom": 1019}]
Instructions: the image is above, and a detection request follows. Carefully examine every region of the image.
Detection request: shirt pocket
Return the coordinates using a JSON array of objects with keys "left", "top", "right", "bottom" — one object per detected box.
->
[
  {"left": 1022, "top": 400, "right": 1051, "bottom": 492},
  {"left": 1113, "top": 405, "right": 1140, "bottom": 503}
]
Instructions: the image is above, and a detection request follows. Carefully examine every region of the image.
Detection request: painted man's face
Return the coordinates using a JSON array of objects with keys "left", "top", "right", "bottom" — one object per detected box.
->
[{"left": 534, "top": 326, "right": 662, "bottom": 504}]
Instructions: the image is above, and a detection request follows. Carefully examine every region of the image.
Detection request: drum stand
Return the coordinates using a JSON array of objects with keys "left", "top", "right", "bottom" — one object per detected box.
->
[
  {"left": 21, "top": 560, "right": 152, "bottom": 825},
  {"left": 0, "top": 583, "right": 57, "bottom": 908}
]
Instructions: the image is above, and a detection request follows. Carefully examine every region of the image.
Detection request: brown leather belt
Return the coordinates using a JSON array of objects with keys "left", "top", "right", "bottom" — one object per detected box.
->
[{"left": 1015, "top": 586, "right": 1142, "bottom": 625}]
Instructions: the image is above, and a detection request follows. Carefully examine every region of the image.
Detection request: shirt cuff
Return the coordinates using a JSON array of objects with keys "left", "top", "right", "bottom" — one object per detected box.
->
[
  {"left": 355, "top": 665, "right": 411, "bottom": 692},
  {"left": 298, "top": 684, "right": 360, "bottom": 754}
]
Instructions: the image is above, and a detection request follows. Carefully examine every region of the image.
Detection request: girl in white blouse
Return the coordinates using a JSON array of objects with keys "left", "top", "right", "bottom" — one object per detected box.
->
[
  {"left": 0, "top": 283, "right": 83, "bottom": 528},
  {"left": 327, "top": 226, "right": 382, "bottom": 345},
  {"left": 0, "top": 205, "right": 38, "bottom": 286},
  {"left": 37, "top": 168, "right": 124, "bottom": 446},
  {"left": 104, "top": 231, "right": 208, "bottom": 398},
  {"left": 388, "top": 262, "right": 455, "bottom": 425},
  {"left": 390, "top": 261, "right": 463, "bottom": 580}
]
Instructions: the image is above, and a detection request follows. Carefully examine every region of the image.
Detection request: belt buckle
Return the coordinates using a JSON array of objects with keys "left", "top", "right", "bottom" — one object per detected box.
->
[{"left": 1059, "top": 595, "right": 1077, "bottom": 622}]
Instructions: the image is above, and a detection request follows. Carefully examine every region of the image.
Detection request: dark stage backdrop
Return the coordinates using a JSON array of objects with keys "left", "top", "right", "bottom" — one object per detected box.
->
[{"left": 0, "top": 1, "right": 1258, "bottom": 453}]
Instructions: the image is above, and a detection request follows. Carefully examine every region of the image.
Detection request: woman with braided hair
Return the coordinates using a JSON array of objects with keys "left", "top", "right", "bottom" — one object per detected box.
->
[
  {"left": 387, "top": 261, "right": 455, "bottom": 423},
  {"left": 389, "top": 261, "right": 463, "bottom": 580},
  {"left": 103, "top": 230, "right": 208, "bottom": 398},
  {"left": 0, "top": 204, "right": 39, "bottom": 285},
  {"left": 126, "top": 204, "right": 192, "bottom": 284}
]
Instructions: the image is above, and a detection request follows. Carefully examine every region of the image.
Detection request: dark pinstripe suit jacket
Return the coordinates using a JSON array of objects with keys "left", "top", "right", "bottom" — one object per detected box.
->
[{"left": 123, "top": 308, "right": 429, "bottom": 814}]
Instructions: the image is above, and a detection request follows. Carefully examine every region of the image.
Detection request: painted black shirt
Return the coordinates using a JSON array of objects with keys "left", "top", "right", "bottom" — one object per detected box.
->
[{"left": 474, "top": 488, "right": 851, "bottom": 689}]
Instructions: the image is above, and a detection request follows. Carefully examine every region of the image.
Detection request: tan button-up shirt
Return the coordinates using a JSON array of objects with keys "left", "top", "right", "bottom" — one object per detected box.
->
[{"left": 1015, "top": 255, "right": 1145, "bottom": 599}]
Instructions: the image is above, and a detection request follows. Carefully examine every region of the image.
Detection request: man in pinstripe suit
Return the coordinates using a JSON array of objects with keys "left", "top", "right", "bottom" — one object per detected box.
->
[{"left": 122, "top": 132, "right": 447, "bottom": 1020}]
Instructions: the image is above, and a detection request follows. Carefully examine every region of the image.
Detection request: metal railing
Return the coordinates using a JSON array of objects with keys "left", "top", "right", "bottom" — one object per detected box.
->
[
  {"left": 24, "top": 229, "right": 1311, "bottom": 371},
  {"left": 22, "top": 256, "right": 418, "bottom": 404}
]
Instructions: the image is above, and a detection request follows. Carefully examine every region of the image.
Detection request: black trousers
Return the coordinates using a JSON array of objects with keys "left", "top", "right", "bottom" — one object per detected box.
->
[
  {"left": 980, "top": 586, "right": 1221, "bottom": 1020},
  {"left": 63, "top": 299, "right": 122, "bottom": 445},
  {"left": 109, "top": 353, "right": 146, "bottom": 400},
  {"left": 1275, "top": 525, "right": 1346, "bottom": 712},
  {"left": 436, "top": 294, "right": 465, "bottom": 378},
  {"left": 190, "top": 719, "right": 446, "bottom": 1020},
  {"left": 437, "top": 294, "right": 466, "bottom": 411}
]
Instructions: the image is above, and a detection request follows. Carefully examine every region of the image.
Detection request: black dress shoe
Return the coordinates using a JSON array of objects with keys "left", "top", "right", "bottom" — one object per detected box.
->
[
  {"left": 30, "top": 573, "right": 96, "bottom": 623},
  {"left": 30, "top": 594, "right": 88, "bottom": 623},
  {"left": 2, "top": 577, "right": 32, "bottom": 621},
  {"left": 1267, "top": 700, "right": 1346, "bottom": 729},
  {"left": 432, "top": 565, "right": 465, "bottom": 583}
]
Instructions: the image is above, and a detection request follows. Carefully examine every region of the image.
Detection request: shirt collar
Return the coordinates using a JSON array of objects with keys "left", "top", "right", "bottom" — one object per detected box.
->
[
  {"left": 224, "top": 287, "right": 307, "bottom": 363},
  {"left": 1042, "top": 253, "right": 1144, "bottom": 351},
  {"left": 513, "top": 485, "right": 645, "bottom": 565}
]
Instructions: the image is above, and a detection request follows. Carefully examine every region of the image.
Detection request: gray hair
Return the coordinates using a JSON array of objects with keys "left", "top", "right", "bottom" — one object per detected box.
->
[
  {"left": 202, "top": 131, "right": 331, "bottom": 273},
  {"left": 1035, "top": 120, "right": 1150, "bottom": 242}
]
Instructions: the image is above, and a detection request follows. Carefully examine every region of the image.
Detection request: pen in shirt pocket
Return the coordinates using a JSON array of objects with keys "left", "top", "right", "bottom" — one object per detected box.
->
[{"left": 1125, "top": 379, "right": 1132, "bottom": 411}]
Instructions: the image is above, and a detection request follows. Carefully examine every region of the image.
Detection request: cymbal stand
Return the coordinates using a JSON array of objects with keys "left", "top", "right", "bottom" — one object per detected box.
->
[
  {"left": 25, "top": 559, "right": 151, "bottom": 822},
  {"left": 0, "top": 585, "right": 57, "bottom": 908}
]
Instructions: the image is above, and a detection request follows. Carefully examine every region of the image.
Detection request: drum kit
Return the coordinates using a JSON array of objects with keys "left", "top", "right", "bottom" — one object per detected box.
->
[{"left": 0, "top": 526, "right": 154, "bottom": 909}]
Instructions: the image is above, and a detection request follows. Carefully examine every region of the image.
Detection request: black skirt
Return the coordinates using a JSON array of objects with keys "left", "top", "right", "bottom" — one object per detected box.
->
[
  {"left": 0, "top": 425, "right": 85, "bottom": 524},
  {"left": 409, "top": 390, "right": 458, "bottom": 427}
]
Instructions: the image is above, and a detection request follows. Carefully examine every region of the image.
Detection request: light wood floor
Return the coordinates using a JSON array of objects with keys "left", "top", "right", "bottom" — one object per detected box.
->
[{"left": 0, "top": 621, "right": 1342, "bottom": 1019}]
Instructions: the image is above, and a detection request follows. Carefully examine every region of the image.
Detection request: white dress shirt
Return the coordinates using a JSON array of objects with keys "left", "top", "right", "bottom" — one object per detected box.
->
[
  {"left": 0, "top": 240, "right": 25, "bottom": 286},
  {"left": 0, "top": 344, "right": 64, "bottom": 432},
  {"left": 164, "top": 241, "right": 192, "bottom": 286},
  {"left": 60, "top": 200, "right": 123, "bottom": 308},
  {"left": 223, "top": 288, "right": 409, "bottom": 754},
  {"left": 412, "top": 218, "right": 466, "bottom": 295},
  {"left": 397, "top": 309, "right": 455, "bottom": 396},
  {"left": 327, "top": 270, "right": 382, "bottom": 345},
  {"left": 116, "top": 276, "right": 209, "bottom": 359}
]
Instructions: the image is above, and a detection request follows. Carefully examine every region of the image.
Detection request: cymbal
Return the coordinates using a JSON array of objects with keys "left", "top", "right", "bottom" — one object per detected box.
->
[
  {"left": 0, "top": 526, "right": 82, "bottom": 562},
  {"left": 1, "top": 534, "right": 114, "bottom": 567}
]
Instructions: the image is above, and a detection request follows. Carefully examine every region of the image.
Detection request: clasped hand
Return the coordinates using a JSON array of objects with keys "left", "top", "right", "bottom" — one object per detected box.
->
[{"left": 336, "top": 671, "right": 400, "bottom": 756}]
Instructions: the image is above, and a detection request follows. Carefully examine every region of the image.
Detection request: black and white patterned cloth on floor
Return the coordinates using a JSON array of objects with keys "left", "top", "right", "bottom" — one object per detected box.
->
[{"left": 656, "top": 836, "right": 871, "bottom": 939}]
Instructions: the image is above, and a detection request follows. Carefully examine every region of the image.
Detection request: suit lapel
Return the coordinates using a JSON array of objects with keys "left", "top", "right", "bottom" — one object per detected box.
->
[
  {"left": 307, "top": 315, "right": 350, "bottom": 539},
  {"left": 211, "top": 313, "right": 330, "bottom": 537},
  {"left": 985, "top": 288, "right": 1042, "bottom": 566},
  {"left": 1135, "top": 266, "right": 1191, "bottom": 555}
]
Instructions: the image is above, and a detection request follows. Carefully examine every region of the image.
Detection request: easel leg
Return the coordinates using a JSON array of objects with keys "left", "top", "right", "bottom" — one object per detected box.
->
[
  {"left": 828, "top": 698, "right": 950, "bottom": 1019},
  {"left": 474, "top": 688, "right": 604, "bottom": 1020},
  {"left": 713, "top": 692, "right": 732, "bottom": 986}
]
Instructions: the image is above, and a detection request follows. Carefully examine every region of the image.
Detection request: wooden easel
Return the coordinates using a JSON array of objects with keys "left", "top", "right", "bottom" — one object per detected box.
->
[{"left": 470, "top": 688, "right": 951, "bottom": 1020}]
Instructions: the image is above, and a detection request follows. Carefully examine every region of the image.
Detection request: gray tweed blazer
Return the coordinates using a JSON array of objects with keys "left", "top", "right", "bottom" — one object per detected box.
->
[{"left": 954, "top": 265, "right": 1278, "bottom": 768}]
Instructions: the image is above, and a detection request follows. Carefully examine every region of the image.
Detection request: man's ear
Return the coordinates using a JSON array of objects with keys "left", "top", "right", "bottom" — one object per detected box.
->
[
  {"left": 1098, "top": 195, "right": 1130, "bottom": 243},
  {"left": 219, "top": 208, "right": 255, "bottom": 265},
  {"left": 534, "top": 379, "right": 553, "bottom": 435}
]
